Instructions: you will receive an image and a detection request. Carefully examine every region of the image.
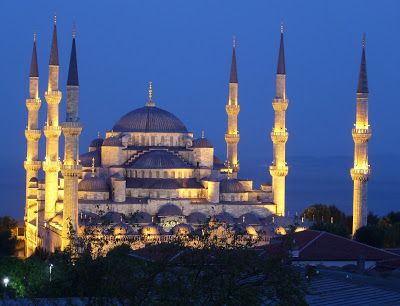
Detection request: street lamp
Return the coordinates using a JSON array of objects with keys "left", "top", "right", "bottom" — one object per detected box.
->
[
  {"left": 49, "top": 264, "right": 54, "bottom": 282},
  {"left": 3, "top": 277, "right": 9, "bottom": 288}
]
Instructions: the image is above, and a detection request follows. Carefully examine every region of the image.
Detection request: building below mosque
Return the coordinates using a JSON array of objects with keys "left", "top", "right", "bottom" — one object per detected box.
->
[{"left": 24, "top": 18, "right": 291, "bottom": 255}]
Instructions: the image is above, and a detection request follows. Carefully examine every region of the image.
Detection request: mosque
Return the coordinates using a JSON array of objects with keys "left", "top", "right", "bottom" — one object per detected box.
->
[{"left": 23, "top": 19, "right": 370, "bottom": 255}]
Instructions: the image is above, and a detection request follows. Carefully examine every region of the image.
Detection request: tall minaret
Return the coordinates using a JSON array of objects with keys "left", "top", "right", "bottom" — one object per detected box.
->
[
  {"left": 269, "top": 25, "right": 289, "bottom": 216},
  {"left": 43, "top": 17, "right": 62, "bottom": 221},
  {"left": 61, "top": 28, "right": 82, "bottom": 249},
  {"left": 225, "top": 39, "right": 240, "bottom": 178},
  {"left": 24, "top": 33, "right": 42, "bottom": 221},
  {"left": 351, "top": 35, "right": 371, "bottom": 235}
]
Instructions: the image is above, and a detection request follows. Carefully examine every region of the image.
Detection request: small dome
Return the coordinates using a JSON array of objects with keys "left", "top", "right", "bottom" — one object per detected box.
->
[
  {"left": 238, "top": 213, "right": 261, "bottom": 225},
  {"left": 133, "top": 212, "right": 153, "bottom": 224},
  {"left": 103, "top": 136, "right": 123, "bottom": 147},
  {"left": 187, "top": 212, "right": 207, "bottom": 224},
  {"left": 215, "top": 212, "right": 235, "bottom": 224},
  {"left": 172, "top": 224, "right": 193, "bottom": 235},
  {"left": 220, "top": 179, "right": 246, "bottom": 193},
  {"left": 246, "top": 226, "right": 258, "bottom": 237},
  {"left": 192, "top": 137, "right": 213, "bottom": 148},
  {"left": 89, "top": 137, "right": 104, "bottom": 149},
  {"left": 80, "top": 150, "right": 101, "bottom": 167},
  {"left": 141, "top": 224, "right": 161, "bottom": 236},
  {"left": 129, "top": 150, "right": 192, "bottom": 169},
  {"left": 79, "top": 176, "right": 109, "bottom": 192},
  {"left": 158, "top": 204, "right": 182, "bottom": 217},
  {"left": 113, "top": 106, "right": 188, "bottom": 133},
  {"left": 113, "top": 223, "right": 133, "bottom": 236}
]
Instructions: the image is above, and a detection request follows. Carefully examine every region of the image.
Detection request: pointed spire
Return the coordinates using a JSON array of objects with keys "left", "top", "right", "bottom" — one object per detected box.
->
[
  {"left": 67, "top": 26, "right": 79, "bottom": 86},
  {"left": 277, "top": 24, "right": 286, "bottom": 75},
  {"left": 145, "top": 81, "right": 155, "bottom": 107},
  {"left": 229, "top": 37, "right": 238, "bottom": 83},
  {"left": 29, "top": 33, "right": 39, "bottom": 77},
  {"left": 49, "top": 15, "right": 59, "bottom": 66},
  {"left": 357, "top": 34, "right": 368, "bottom": 94}
]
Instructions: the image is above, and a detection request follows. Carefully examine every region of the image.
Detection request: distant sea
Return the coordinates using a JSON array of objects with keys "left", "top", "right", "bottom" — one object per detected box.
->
[{"left": 2, "top": 155, "right": 399, "bottom": 220}]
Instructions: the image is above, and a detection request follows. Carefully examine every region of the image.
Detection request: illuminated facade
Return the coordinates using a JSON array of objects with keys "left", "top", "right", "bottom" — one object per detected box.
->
[
  {"left": 25, "top": 21, "right": 294, "bottom": 255},
  {"left": 351, "top": 36, "right": 371, "bottom": 235}
]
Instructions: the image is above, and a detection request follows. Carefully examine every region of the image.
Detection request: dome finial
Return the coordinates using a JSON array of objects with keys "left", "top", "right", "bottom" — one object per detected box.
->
[
  {"left": 91, "top": 157, "right": 95, "bottom": 177},
  {"left": 72, "top": 22, "right": 77, "bottom": 39},
  {"left": 145, "top": 81, "right": 155, "bottom": 107}
]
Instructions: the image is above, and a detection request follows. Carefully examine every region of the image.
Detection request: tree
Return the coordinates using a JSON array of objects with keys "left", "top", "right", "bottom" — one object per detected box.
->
[
  {"left": 310, "top": 222, "right": 349, "bottom": 238},
  {"left": 354, "top": 225, "right": 385, "bottom": 248},
  {"left": 0, "top": 216, "right": 17, "bottom": 256}
]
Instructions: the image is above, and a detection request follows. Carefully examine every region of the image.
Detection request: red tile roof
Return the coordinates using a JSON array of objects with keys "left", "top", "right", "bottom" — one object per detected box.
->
[{"left": 261, "top": 230, "right": 400, "bottom": 262}]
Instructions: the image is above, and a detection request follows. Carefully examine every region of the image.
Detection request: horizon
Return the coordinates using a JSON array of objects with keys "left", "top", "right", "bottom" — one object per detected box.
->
[{"left": 1, "top": 0, "right": 400, "bottom": 219}]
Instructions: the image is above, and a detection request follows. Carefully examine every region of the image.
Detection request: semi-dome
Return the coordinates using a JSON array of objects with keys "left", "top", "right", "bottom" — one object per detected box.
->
[
  {"left": 78, "top": 176, "right": 109, "bottom": 192},
  {"left": 220, "top": 179, "right": 246, "bottom": 193},
  {"left": 129, "top": 150, "right": 192, "bottom": 169},
  {"left": 113, "top": 106, "right": 188, "bottom": 133},
  {"left": 215, "top": 212, "right": 235, "bottom": 224}
]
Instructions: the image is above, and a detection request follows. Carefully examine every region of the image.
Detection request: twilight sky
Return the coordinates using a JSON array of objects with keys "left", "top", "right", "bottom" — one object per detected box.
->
[{"left": 1, "top": 0, "right": 399, "bottom": 218}]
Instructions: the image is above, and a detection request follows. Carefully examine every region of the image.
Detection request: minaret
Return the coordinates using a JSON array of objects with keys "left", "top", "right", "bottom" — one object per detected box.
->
[
  {"left": 351, "top": 35, "right": 371, "bottom": 235},
  {"left": 224, "top": 38, "right": 240, "bottom": 178},
  {"left": 24, "top": 33, "right": 42, "bottom": 228},
  {"left": 61, "top": 27, "right": 82, "bottom": 249},
  {"left": 43, "top": 17, "right": 62, "bottom": 221},
  {"left": 269, "top": 25, "right": 289, "bottom": 216}
]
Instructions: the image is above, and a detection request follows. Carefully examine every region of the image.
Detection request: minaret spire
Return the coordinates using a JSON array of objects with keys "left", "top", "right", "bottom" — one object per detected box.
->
[
  {"left": 357, "top": 34, "right": 368, "bottom": 94},
  {"left": 24, "top": 33, "right": 42, "bottom": 256},
  {"left": 277, "top": 23, "right": 286, "bottom": 75},
  {"left": 49, "top": 16, "right": 59, "bottom": 66},
  {"left": 269, "top": 24, "right": 289, "bottom": 216},
  {"left": 351, "top": 34, "right": 372, "bottom": 235},
  {"left": 225, "top": 38, "right": 240, "bottom": 177},
  {"left": 29, "top": 33, "right": 39, "bottom": 77},
  {"left": 229, "top": 37, "right": 238, "bottom": 83},
  {"left": 61, "top": 26, "right": 83, "bottom": 250}
]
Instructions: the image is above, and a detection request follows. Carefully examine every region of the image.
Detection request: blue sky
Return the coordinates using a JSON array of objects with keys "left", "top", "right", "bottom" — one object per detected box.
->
[{"left": 1, "top": 0, "right": 399, "bottom": 218}]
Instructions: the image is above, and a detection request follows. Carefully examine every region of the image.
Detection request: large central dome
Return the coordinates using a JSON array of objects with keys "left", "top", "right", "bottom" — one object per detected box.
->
[{"left": 113, "top": 106, "right": 188, "bottom": 133}]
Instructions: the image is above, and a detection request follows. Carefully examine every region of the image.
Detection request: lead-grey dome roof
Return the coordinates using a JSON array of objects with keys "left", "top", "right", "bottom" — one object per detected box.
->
[
  {"left": 220, "top": 179, "right": 246, "bottom": 193},
  {"left": 113, "top": 106, "right": 188, "bottom": 133},
  {"left": 158, "top": 204, "right": 182, "bottom": 217},
  {"left": 192, "top": 137, "right": 213, "bottom": 148},
  {"left": 78, "top": 176, "right": 109, "bottom": 192},
  {"left": 129, "top": 150, "right": 192, "bottom": 169}
]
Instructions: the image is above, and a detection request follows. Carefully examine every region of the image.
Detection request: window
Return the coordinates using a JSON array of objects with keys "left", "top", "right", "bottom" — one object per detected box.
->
[
  {"left": 164, "top": 171, "right": 168, "bottom": 178},
  {"left": 156, "top": 171, "right": 160, "bottom": 178},
  {"left": 149, "top": 171, "right": 152, "bottom": 178},
  {"left": 151, "top": 136, "right": 155, "bottom": 146},
  {"left": 171, "top": 171, "right": 175, "bottom": 178},
  {"left": 170, "top": 136, "right": 174, "bottom": 146}
]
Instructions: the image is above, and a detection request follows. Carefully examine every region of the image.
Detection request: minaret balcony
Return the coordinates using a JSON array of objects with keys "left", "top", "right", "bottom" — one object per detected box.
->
[
  {"left": 226, "top": 104, "right": 240, "bottom": 116},
  {"left": 61, "top": 122, "right": 83, "bottom": 136},
  {"left": 44, "top": 90, "right": 62, "bottom": 105},
  {"left": 269, "top": 165, "right": 288, "bottom": 177},
  {"left": 42, "top": 160, "right": 61, "bottom": 172},
  {"left": 26, "top": 99, "right": 41, "bottom": 110},
  {"left": 352, "top": 128, "right": 371, "bottom": 143},
  {"left": 271, "top": 130, "right": 288, "bottom": 143},
  {"left": 350, "top": 167, "right": 370, "bottom": 182},
  {"left": 225, "top": 133, "right": 240, "bottom": 143},
  {"left": 61, "top": 164, "right": 82, "bottom": 176},
  {"left": 272, "top": 99, "right": 288, "bottom": 111},
  {"left": 25, "top": 129, "right": 41, "bottom": 141},
  {"left": 24, "top": 160, "right": 42, "bottom": 171},
  {"left": 44, "top": 125, "right": 62, "bottom": 138}
]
